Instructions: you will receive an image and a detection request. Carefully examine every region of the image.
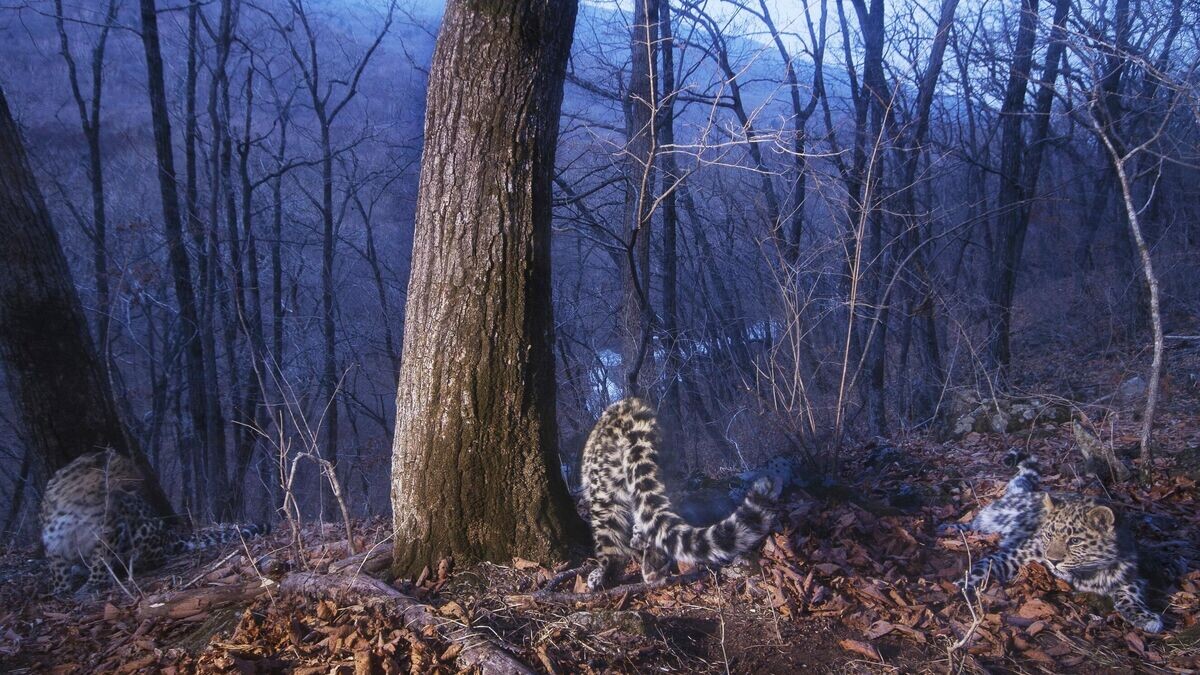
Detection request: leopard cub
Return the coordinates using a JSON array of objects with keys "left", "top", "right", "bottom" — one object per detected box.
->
[
  {"left": 948, "top": 455, "right": 1162, "bottom": 633},
  {"left": 41, "top": 449, "right": 266, "bottom": 594},
  {"left": 581, "top": 398, "right": 777, "bottom": 590}
]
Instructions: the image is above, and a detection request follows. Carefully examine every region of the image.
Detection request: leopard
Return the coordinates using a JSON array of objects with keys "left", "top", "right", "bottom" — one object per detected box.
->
[
  {"left": 41, "top": 449, "right": 268, "bottom": 595},
  {"left": 941, "top": 449, "right": 1042, "bottom": 548},
  {"left": 580, "top": 397, "right": 777, "bottom": 591},
  {"left": 946, "top": 452, "right": 1163, "bottom": 633}
]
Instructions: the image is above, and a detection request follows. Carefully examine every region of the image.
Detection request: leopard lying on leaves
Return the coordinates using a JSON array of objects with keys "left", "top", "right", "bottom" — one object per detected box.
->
[
  {"left": 41, "top": 449, "right": 267, "bottom": 594},
  {"left": 945, "top": 452, "right": 1163, "bottom": 633},
  {"left": 580, "top": 398, "right": 778, "bottom": 590}
]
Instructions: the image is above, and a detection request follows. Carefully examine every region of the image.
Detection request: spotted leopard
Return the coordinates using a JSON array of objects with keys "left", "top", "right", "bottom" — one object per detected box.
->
[
  {"left": 41, "top": 449, "right": 267, "bottom": 594},
  {"left": 948, "top": 454, "right": 1162, "bottom": 633},
  {"left": 581, "top": 398, "right": 777, "bottom": 590}
]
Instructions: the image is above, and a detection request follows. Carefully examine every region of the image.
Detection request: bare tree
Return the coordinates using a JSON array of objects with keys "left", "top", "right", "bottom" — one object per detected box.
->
[
  {"left": 1069, "top": 0, "right": 1190, "bottom": 477},
  {"left": 51, "top": 0, "right": 119, "bottom": 355},
  {"left": 270, "top": 0, "right": 394, "bottom": 509},
  {"left": 621, "top": 0, "right": 660, "bottom": 392},
  {"left": 138, "top": 0, "right": 213, "bottom": 513},
  {"left": 986, "top": 0, "right": 1071, "bottom": 378}
]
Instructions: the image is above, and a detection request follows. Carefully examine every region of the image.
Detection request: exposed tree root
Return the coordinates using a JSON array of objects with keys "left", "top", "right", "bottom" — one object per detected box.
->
[
  {"left": 515, "top": 569, "right": 706, "bottom": 606},
  {"left": 327, "top": 544, "right": 393, "bottom": 577},
  {"left": 280, "top": 571, "right": 534, "bottom": 675},
  {"left": 539, "top": 564, "right": 590, "bottom": 592}
]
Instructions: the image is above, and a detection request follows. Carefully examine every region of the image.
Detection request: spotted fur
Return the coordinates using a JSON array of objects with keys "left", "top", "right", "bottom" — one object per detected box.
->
[
  {"left": 581, "top": 398, "right": 777, "bottom": 590},
  {"left": 942, "top": 453, "right": 1042, "bottom": 548},
  {"left": 41, "top": 450, "right": 267, "bottom": 594},
  {"left": 952, "top": 457, "right": 1162, "bottom": 633}
]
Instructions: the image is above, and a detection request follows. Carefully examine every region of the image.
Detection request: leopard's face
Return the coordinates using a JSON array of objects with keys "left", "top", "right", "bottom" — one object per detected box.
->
[{"left": 1035, "top": 494, "right": 1121, "bottom": 574}]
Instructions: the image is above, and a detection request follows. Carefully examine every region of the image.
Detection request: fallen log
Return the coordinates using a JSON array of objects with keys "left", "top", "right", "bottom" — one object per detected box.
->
[
  {"left": 138, "top": 579, "right": 273, "bottom": 620},
  {"left": 280, "top": 571, "right": 533, "bottom": 675}
]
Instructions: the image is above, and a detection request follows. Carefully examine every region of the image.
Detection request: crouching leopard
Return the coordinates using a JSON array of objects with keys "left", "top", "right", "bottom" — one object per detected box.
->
[
  {"left": 946, "top": 453, "right": 1162, "bottom": 633},
  {"left": 581, "top": 398, "right": 777, "bottom": 590},
  {"left": 41, "top": 449, "right": 268, "bottom": 594}
]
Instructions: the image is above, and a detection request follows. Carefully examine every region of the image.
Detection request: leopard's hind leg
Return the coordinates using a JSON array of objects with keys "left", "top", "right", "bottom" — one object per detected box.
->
[
  {"left": 47, "top": 555, "right": 84, "bottom": 594},
  {"left": 587, "top": 500, "right": 632, "bottom": 591}
]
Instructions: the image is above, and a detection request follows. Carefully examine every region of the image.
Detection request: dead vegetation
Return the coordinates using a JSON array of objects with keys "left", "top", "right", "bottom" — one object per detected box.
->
[{"left": 2, "top": 349, "right": 1200, "bottom": 673}]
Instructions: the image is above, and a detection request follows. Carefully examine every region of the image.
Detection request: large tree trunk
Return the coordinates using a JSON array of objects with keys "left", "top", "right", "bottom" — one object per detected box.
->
[
  {"left": 0, "top": 86, "right": 174, "bottom": 519},
  {"left": 391, "top": 0, "right": 585, "bottom": 577}
]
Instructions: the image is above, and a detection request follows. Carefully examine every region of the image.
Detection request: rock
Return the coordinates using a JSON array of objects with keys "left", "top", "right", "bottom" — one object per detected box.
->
[
  {"left": 729, "top": 455, "right": 798, "bottom": 502},
  {"left": 888, "top": 483, "right": 922, "bottom": 509},
  {"left": 988, "top": 411, "right": 1012, "bottom": 434},
  {"left": 953, "top": 413, "right": 977, "bottom": 438},
  {"left": 1116, "top": 376, "right": 1148, "bottom": 408},
  {"left": 675, "top": 487, "right": 738, "bottom": 526},
  {"left": 1072, "top": 420, "right": 1131, "bottom": 483},
  {"left": 863, "top": 444, "right": 903, "bottom": 468},
  {"left": 944, "top": 393, "right": 1068, "bottom": 439},
  {"left": 566, "top": 610, "right": 646, "bottom": 636}
]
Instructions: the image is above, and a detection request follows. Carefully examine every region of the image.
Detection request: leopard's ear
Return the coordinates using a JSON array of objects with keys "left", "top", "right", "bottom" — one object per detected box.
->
[
  {"left": 1087, "top": 505, "right": 1116, "bottom": 531},
  {"left": 1041, "top": 493, "right": 1056, "bottom": 511}
]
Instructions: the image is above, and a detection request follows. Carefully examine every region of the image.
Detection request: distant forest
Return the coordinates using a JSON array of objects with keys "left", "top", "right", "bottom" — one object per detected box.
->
[{"left": 1, "top": 0, "right": 1197, "bottom": 539}]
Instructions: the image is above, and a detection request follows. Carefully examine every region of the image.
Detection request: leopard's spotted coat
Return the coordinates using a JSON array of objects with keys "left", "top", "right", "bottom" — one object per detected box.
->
[
  {"left": 581, "top": 398, "right": 776, "bottom": 590},
  {"left": 41, "top": 450, "right": 266, "bottom": 594},
  {"left": 950, "top": 454, "right": 1162, "bottom": 632}
]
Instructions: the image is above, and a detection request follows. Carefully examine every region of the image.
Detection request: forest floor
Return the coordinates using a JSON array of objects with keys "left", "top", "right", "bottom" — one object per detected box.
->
[{"left": 2, "top": 343, "right": 1200, "bottom": 673}]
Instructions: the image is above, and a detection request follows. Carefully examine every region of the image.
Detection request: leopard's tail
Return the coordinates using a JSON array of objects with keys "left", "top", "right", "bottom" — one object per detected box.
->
[
  {"left": 1011, "top": 454, "right": 1040, "bottom": 493},
  {"left": 615, "top": 399, "right": 776, "bottom": 567},
  {"left": 646, "top": 477, "right": 777, "bottom": 567},
  {"left": 177, "top": 522, "right": 270, "bottom": 553}
]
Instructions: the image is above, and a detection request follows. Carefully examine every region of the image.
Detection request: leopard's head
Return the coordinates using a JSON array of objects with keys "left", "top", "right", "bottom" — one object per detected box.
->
[{"left": 1036, "top": 494, "right": 1120, "bottom": 573}]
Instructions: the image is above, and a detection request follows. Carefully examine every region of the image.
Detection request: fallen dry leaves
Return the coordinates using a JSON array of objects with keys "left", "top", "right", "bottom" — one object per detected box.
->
[{"left": 2, "top": 349, "right": 1200, "bottom": 673}]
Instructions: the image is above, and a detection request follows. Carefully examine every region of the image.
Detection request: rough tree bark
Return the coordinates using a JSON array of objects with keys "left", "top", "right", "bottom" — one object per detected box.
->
[
  {"left": 391, "top": 0, "right": 586, "bottom": 577},
  {"left": 0, "top": 86, "right": 174, "bottom": 518}
]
